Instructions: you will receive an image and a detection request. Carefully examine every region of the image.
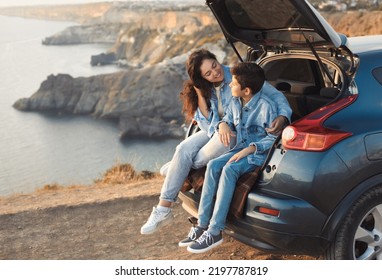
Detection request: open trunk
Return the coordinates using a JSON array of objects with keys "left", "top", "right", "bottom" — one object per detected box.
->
[{"left": 259, "top": 53, "right": 347, "bottom": 122}]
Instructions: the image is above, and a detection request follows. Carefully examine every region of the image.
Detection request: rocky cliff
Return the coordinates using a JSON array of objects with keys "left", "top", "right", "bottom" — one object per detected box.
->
[
  {"left": 8, "top": 1, "right": 234, "bottom": 139},
  {"left": 13, "top": 62, "right": 189, "bottom": 139},
  {"left": 6, "top": 2, "right": 382, "bottom": 139},
  {"left": 41, "top": 2, "right": 223, "bottom": 66}
]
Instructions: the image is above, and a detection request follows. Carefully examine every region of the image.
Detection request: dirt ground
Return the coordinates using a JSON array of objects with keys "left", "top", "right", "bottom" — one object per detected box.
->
[{"left": 0, "top": 178, "right": 314, "bottom": 260}]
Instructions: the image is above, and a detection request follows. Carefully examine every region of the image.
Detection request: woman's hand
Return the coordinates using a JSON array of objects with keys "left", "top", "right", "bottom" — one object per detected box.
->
[
  {"left": 193, "top": 86, "right": 204, "bottom": 97},
  {"left": 218, "top": 122, "right": 235, "bottom": 147},
  {"left": 228, "top": 146, "right": 257, "bottom": 163}
]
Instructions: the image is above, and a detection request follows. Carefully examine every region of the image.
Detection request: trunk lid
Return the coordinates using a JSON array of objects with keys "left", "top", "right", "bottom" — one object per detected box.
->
[{"left": 206, "top": 0, "right": 348, "bottom": 51}]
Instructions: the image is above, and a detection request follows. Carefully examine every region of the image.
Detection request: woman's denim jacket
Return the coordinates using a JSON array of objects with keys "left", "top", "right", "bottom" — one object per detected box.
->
[
  {"left": 193, "top": 65, "right": 292, "bottom": 139},
  {"left": 218, "top": 87, "right": 291, "bottom": 166},
  {"left": 193, "top": 65, "right": 233, "bottom": 138}
]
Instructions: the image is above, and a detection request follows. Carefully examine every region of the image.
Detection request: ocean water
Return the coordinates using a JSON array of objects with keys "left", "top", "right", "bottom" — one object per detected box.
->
[{"left": 0, "top": 15, "right": 180, "bottom": 196}]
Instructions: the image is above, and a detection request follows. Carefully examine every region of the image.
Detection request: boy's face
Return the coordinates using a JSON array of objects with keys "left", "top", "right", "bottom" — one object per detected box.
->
[
  {"left": 229, "top": 75, "right": 249, "bottom": 98},
  {"left": 200, "top": 59, "right": 224, "bottom": 84}
]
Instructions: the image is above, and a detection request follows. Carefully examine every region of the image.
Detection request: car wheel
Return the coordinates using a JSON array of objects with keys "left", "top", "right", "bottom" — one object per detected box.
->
[{"left": 324, "top": 185, "right": 382, "bottom": 260}]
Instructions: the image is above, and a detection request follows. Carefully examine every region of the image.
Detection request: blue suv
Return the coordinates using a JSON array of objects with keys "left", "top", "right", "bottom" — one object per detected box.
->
[{"left": 179, "top": 0, "right": 382, "bottom": 260}]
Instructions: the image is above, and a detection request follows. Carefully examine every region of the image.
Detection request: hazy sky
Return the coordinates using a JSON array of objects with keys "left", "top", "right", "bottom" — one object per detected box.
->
[
  {"left": 0, "top": 0, "right": 123, "bottom": 7},
  {"left": 0, "top": 0, "right": 195, "bottom": 8}
]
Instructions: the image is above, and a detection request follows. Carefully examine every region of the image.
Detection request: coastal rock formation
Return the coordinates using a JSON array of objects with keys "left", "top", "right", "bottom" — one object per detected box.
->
[
  {"left": 13, "top": 62, "right": 188, "bottom": 139},
  {"left": 40, "top": 2, "right": 223, "bottom": 67},
  {"left": 41, "top": 23, "right": 124, "bottom": 45},
  {"left": 9, "top": 1, "right": 235, "bottom": 139}
]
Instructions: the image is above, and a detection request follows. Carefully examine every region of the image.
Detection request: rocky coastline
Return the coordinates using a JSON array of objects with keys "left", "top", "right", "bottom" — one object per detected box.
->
[
  {"left": 13, "top": 64, "right": 187, "bottom": 139},
  {"left": 3, "top": 2, "right": 382, "bottom": 139},
  {"left": 4, "top": 1, "right": 234, "bottom": 139}
]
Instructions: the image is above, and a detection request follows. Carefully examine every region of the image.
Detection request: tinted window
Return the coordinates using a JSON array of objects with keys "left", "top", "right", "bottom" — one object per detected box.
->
[
  {"left": 225, "top": 0, "right": 310, "bottom": 30},
  {"left": 264, "top": 59, "right": 315, "bottom": 83}
]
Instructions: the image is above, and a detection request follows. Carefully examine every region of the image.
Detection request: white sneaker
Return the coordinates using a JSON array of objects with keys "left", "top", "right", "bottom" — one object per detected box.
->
[{"left": 140, "top": 207, "right": 174, "bottom": 234}]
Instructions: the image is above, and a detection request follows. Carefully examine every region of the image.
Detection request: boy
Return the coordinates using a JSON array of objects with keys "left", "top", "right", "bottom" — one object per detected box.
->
[{"left": 179, "top": 62, "right": 291, "bottom": 253}]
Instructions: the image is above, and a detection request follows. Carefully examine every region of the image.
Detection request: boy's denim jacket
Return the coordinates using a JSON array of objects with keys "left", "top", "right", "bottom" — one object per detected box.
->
[
  {"left": 218, "top": 89, "right": 285, "bottom": 166},
  {"left": 193, "top": 65, "right": 292, "bottom": 139}
]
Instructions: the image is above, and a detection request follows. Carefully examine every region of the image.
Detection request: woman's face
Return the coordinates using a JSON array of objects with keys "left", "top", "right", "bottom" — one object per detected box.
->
[{"left": 199, "top": 59, "right": 224, "bottom": 84}]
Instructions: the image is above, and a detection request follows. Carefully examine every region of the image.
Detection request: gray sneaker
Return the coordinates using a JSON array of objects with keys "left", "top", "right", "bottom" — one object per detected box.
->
[
  {"left": 187, "top": 231, "right": 223, "bottom": 253},
  {"left": 178, "top": 226, "right": 205, "bottom": 247},
  {"left": 140, "top": 207, "right": 174, "bottom": 234}
]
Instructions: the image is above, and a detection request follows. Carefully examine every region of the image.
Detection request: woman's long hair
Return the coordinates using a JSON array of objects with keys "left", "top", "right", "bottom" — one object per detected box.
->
[{"left": 180, "top": 49, "right": 216, "bottom": 122}]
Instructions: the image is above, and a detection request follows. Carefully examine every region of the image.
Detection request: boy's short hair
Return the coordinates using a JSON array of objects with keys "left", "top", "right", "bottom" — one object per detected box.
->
[{"left": 231, "top": 62, "right": 265, "bottom": 94}]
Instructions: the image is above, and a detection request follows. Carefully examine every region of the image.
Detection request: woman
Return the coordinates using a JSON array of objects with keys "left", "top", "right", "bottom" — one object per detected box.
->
[{"left": 140, "top": 49, "right": 291, "bottom": 235}]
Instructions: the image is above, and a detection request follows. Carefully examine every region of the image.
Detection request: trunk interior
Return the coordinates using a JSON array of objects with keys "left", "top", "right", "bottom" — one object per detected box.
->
[{"left": 258, "top": 55, "right": 343, "bottom": 123}]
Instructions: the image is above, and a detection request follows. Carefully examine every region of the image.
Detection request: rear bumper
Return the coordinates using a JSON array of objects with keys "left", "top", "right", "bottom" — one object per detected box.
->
[
  {"left": 224, "top": 216, "right": 329, "bottom": 257},
  {"left": 178, "top": 189, "right": 330, "bottom": 257}
]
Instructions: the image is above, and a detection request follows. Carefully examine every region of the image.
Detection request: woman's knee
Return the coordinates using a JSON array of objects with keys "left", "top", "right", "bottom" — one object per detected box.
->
[
  {"left": 192, "top": 155, "right": 209, "bottom": 169},
  {"left": 174, "top": 141, "right": 194, "bottom": 157}
]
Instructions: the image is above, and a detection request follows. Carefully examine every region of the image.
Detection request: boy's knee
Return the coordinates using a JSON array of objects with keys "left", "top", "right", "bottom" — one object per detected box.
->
[
  {"left": 222, "top": 163, "right": 239, "bottom": 177},
  {"left": 206, "top": 158, "right": 221, "bottom": 172}
]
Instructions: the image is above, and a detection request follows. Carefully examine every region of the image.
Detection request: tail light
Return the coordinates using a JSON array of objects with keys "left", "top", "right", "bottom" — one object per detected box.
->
[{"left": 282, "top": 96, "right": 357, "bottom": 151}]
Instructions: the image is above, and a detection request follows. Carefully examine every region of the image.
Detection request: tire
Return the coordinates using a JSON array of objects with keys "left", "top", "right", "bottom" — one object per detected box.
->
[{"left": 323, "top": 185, "right": 382, "bottom": 260}]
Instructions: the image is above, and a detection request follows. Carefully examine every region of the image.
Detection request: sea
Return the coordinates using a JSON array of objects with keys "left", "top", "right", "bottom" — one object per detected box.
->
[{"left": 0, "top": 15, "right": 181, "bottom": 196}]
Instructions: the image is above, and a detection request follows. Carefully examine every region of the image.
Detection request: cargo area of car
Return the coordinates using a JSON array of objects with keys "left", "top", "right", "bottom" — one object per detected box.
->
[{"left": 258, "top": 55, "right": 343, "bottom": 122}]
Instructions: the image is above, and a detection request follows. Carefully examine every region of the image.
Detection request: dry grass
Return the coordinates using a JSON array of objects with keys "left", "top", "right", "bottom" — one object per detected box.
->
[
  {"left": 95, "top": 163, "right": 161, "bottom": 185},
  {"left": 34, "top": 163, "right": 161, "bottom": 195}
]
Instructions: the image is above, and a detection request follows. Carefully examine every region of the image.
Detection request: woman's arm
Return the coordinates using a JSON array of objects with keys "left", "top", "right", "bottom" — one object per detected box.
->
[{"left": 194, "top": 86, "right": 209, "bottom": 119}]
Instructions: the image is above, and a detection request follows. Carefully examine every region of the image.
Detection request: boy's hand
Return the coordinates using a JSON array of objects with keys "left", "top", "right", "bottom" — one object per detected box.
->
[
  {"left": 266, "top": 116, "right": 289, "bottom": 135},
  {"left": 219, "top": 122, "right": 235, "bottom": 147},
  {"left": 228, "top": 145, "right": 257, "bottom": 163}
]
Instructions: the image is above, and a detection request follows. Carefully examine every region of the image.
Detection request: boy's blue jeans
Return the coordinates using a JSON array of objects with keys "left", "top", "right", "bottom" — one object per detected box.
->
[
  {"left": 197, "top": 150, "right": 258, "bottom": 232},
  {"left": 159, "top": 131, "right": 234, "bottom": 203}
]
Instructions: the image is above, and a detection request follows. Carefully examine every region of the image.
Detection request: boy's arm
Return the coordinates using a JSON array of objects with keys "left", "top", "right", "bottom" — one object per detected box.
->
[
  {"left": 228, "top": 133, "right": 277, "bottom": 163},
  {"left": 264, "top": 83, "right": 292, "bottom": 122},
  {"left": 249, "top": 133, "right": 278, "bottom": 155},
  {"left": 263, "top": 83, "right": 292, "bottom": 135},
  {"left": 266, "top": 115, "right": 289, "bottom": 135},
  {"left": 228, "top": 145, "right": 256, "bottom": 163}
]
